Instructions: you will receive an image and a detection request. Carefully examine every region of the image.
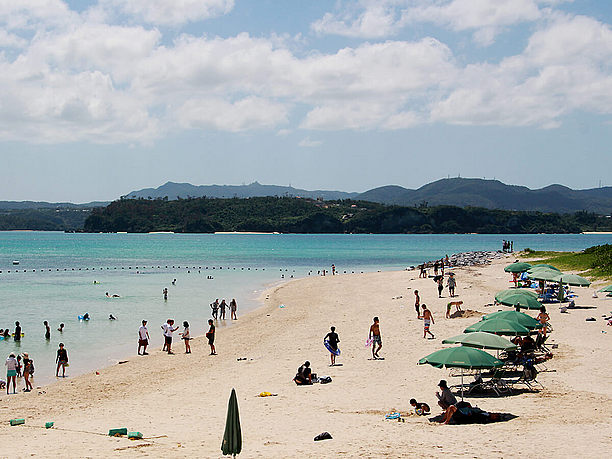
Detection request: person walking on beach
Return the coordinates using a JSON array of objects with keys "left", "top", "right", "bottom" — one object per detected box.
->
[
  {"left": 219, "top": 299, "right": 227, "bottom": 320},
  {"left": 437, "top": 277, "right": 444, "bottom": 298},
  {"left": 161, "top": 319, "right": 179, "bottom": 354},
  {"left": 56, "top": 343, "right": 68, "bottom": 378},
  {"left": 180, "top": 321, "right": 191, "bottom": 354},
  {"left": 230, "top": 298, "right": 237, "bottom": 320},
  {"left": 447, "top": 273, "right": 456, "bottom": 297},
  {"left": 369, "top": 317, "right": 382, "bottom": 360},
  {"left": 5, "top": 353, "right": 18, "bottom": 394},
  {"left": 421, "top": 305, "right": 435, "bottom": 339},
  {"left": 138, "top": 320, "right": 150, "bottom": 355},
  {"left": 22, "top": 352, "right": 33, "bottom": 392},
  {"left": 163, "top": 288, "right": 168, "bottom": 301},
  {"left": 324, "top": 326, "right": 340, "bottom": 366},
  {"left": 211, "top": 300, "right": 219, "bottom": 320},
  {"left": 43, "top": 321, "right": 51, "bottom": 340},
  {"left": 206, "top": 319, "right": 216, "bottom": 355},
  {"left": 537, "top": 306, "right": 550, "bottom": 337},
  {"left": 414, "top": 290, "right": 421, "bottom": 318},
  {"left": 14, "top": 321, "right": 21, "bottom": 342}
]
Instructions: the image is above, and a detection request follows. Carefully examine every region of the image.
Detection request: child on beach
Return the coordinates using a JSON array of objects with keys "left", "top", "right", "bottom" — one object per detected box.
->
[
  {"left": 180, "top": 321, "right": 191, "bottom": 354},
  {"left": 206, "top": 319, "right": 216, "bottom": 355},
  {"left": 410, "top": 399, "right": 431, "bottom": 416},
  {"left": 22, "top": 352, "right": 33, "bottom": 392},
  {"left": 138, "top": 320, "right": 150, "bottom": 355},
  {"left": 421, "top": 305, "right": 435, "bottom": 339},
  {"left": 56, "top": 343, "right": 68, "bottom": 378},
  {"left": 5, "top": 353, "right": 17, "bottom": 394},
  {"left": 447, "top": 273, "right": 456, "bottom": 297},
  {"left": 369, "top": 317, "right": 382, "bottom": 360}
]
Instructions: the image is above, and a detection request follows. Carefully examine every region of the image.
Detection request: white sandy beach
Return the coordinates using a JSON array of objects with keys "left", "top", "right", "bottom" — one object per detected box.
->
[{"left": 0, "top": 257, "right": 611, "bottom": 458}]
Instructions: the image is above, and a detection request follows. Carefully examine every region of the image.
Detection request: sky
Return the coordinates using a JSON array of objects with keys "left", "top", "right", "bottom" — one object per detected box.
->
[{"left": 0, "top": 0, "right": 611, "bottom": 202}]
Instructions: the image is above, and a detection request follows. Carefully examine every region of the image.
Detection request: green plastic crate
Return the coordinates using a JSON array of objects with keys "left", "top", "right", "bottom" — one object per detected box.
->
[
  {"left": 9, "top": 419, "right": 25, "bottom": 426},
  {"left": 108, "top": 427, "right": 128, "bottom": 436},
  {"left": 128, "top": 431, "right": 143, "bottom": 439}
]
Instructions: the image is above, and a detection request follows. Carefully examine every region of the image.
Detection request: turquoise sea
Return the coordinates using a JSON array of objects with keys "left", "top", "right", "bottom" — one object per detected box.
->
[{"left": 1, "top": 232, "right": 610, "bottom": 384}]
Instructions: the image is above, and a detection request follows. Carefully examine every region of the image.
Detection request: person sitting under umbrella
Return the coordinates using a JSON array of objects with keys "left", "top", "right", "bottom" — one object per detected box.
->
[{"left": 436, "top": 379, "right": 457, "bottom": 411}]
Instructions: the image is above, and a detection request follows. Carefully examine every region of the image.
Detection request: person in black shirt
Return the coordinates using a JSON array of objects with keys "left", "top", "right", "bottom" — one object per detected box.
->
[
  {"left": 14, "top": 321, "right": 21, "bottom": 342},
  {"left": 56, "top": 343, "right": 68, "bottom": 377},
  {"left": 294, "top": 361, "right": 313, "bottom": 385},
  {"left": 324, "top": 326, "right": 340, "bottom": 366}
]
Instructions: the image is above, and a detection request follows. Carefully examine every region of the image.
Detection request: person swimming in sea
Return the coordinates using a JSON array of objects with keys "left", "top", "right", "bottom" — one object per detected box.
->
[
  {"left": 109, "top": 314, "right": 117, "bottom": 320},
  {"left": 57, "top": 323, "right": 64, "bottom": 333},
  {"left": 83, "top": 313, "right": 90, "bottom": 320},
  {"left": 105, "top": 292, "right": 120, "bottom": 298}
]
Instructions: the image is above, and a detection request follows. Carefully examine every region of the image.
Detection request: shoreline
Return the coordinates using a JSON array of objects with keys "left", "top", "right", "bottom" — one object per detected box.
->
[{"left": 0, "top": 258, "right": 610, "bottom": 457}]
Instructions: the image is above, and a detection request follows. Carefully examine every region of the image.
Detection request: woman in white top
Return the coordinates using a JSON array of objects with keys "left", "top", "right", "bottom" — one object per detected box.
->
[
  {"left": 5, "top": 353, "right": 18, "bottom": 394},
  {"left": 180, "top": 321, "right": 191, "bottom": 354}
]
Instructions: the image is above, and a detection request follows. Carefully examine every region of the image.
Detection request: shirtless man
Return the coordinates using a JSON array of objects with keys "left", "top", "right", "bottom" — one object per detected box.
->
[
  {"left": 421, "top": 305, "right": 435, "bottom": 339},
  {"left": 414, "top": 290, "right": 421, "bottom": 318},
  {"left": 369, "top": 317, "right": 382, "bottom": 360}
]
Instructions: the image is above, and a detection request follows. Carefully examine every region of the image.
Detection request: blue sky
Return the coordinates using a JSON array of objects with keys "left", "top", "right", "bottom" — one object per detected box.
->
[{"left": 0, "top": 0, "right": 611, "bottom": 202}]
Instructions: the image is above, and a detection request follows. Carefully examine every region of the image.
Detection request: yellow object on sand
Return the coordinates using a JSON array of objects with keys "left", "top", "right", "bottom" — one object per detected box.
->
[{"left": 259, "top": 392, "right": 273, "bottom": 397}]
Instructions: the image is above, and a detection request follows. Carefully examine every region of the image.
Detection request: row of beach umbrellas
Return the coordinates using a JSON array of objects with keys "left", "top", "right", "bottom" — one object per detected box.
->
[{"left": 504, "top": 261, "right": 591, "bottom": 286}]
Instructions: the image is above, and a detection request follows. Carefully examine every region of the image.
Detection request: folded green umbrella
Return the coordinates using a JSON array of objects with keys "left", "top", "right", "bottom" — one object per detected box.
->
[
  {"left": 482, "top": 310, "right": 542, "bottom": 329},
  {"left": 504, "top": 262, "right": 532, "bottom": 273},
  {"left": 442, "top": 331, "right": 518, "bottom": 350},
  {"left": 464, "top": 318, "right": 530, "bottom": 336},
  {"left": 498, "top": 293, "right": 542, "bottom": 310},
  {"left": 221, "top": 388, "right": 242, "bottom": 457},
  {"left": 552, "top": 273, "right": 591, "bottom": 287}
]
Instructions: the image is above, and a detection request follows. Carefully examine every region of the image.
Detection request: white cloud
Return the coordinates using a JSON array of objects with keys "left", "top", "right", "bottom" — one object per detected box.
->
[
  {"left": 311, "top": 0, "right": 551, "bottom": 45},
  {"left": 96, "top": 0, "right": 235, "bottom": 26},
  {"left": 298, "top": 137, "right": 322, "bottom": 148}
]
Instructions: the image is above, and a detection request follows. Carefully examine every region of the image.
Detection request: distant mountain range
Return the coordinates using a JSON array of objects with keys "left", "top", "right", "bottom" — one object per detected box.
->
[
  {"left": 0, "top": 178, "right": 610, "bottom": 215},
  {"left": 124, "top": 181, "right": 359, "bottom": 201},
  {"left": 124, "top": 178, "right": 612, "bottom": 214},
  {"left": 357, "top": 178, "right": 612, "bottom": 214}
]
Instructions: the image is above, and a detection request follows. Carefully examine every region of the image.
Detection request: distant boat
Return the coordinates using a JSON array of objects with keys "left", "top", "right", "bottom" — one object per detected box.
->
[{"left": 12, "top": 261, "right": 19, "bottom": 265}]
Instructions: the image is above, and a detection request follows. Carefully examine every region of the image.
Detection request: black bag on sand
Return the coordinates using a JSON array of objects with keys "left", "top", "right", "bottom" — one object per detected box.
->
[
  {"left": 314, "top": 432, "right": 332, "bottom": 441},
  {"left": 319, "top": 376, "right": 332, "bottom": 384}
]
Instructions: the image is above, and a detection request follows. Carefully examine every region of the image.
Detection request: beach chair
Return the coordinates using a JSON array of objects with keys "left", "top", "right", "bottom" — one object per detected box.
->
[
  {"left": 511, "top": 360, "right": 543, "bottom": 391},
  {"left": 467, "top": 368, "right": 513, "bottom": 397}
]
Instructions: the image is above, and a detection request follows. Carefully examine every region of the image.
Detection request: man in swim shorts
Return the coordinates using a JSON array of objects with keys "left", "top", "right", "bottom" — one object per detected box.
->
[
  {"left": 414, "top": 290, "right": 420, "bottom": 318},
  {"left": 369, "top": 317, "right": 382, "bottom": 360},
  {"left": 161, "top": 319, "right": 178, "bottom": 354},
  {"left": 421, "top": 305, "right": 435, "bottom": 339},
  {"left": 14, "top": 322, "right": 21, "bottom": 342},
  {"left": 324, "top": 326, "right": 340, "bottom": 366},
  {"left": 206, "top": 319, "right": 216, "bottom": 355},
  {"left": 138, "top": 320, "right": 150, "bottom": 355}
]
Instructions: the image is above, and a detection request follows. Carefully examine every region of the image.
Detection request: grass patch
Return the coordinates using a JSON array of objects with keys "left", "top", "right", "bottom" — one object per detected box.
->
[{"left": 520, "top": 245, "right": 612, "bottom": 280}]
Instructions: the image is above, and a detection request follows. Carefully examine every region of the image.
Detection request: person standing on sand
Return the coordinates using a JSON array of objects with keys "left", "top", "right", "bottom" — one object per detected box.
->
[
  {"left": 5, "top": 353, "right": 17, "bottom": 394},
  {"left": 219, "top": 299, "right": 227, "bottom": 320},
  {"left": 180, "top": 321, "right": 191, "bottom": 354},
  {"left": 43, "top": 321, "right": 51, "bottom": 340},
  {"left": 414, "top": 290, "right": 421, "bottom": 318},
  {"left": 421, "top": 305, "right": 435, "bottom": 339},
  {"left": 138, "top": 320, "right": 150, "bottom": 355},
  {"left": 369, "top": 317, "right": 382, "bottom": 360},
  {"left": 447, "top": 273, "right": 456, "bottom": 297},
  {"left": 161, "top": 319, "right": 179, "bottom": 354},
  {"left": 537, "top": 306, "right": 550, "bottom": 337},
  {"left": 22, "top": 352, "right": 33, "bottom": 392},
  {"left": 56, "top": 343, "right": 68, "bottom": 377},
  {"left": 437, "top": 277, "right": 444, "bottom": 298},
  {"left": 206, "top": 319, "right": 216, "bottom": 355},
  {"left": 324, "top": 326, "right": 340, "bottom": 366},
  {"left": 230, "top": 298, "right": 237, "bottom": 320},
  {"left": 331, "top": 264, "right": 336, "bottom": 275}
]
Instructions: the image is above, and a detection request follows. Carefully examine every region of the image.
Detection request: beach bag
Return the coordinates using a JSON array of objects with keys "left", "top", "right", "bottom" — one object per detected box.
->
[
  {"left": 314, "top": 432, "right": 332, "bottom": 441},
  {"left": 319, "top": 376, "right": 332, "bottom": 384}
]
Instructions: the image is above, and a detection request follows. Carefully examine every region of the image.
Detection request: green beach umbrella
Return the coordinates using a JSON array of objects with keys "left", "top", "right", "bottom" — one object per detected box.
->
[
  {"left": 418, "top": 347, "right": 504, "bottom": 400},
  {"left": 530, "top": 264, "right": 561, "bottom": 272},
  {"left": 598, "top": 284, "right": 612, "bottom": 293},
  {"left": 464, "top": 318, "right": 531, "bottom": 336},
  {"left": 504, "top": 262, "right": 532, "bottom": 273},
  {"left": 482, "top": 310, "right": 542, "bottom": 330},
  {"left": 494, "top": 289, "right": 538, "bottom": 303},
  {"left": 221, "top": 388, "right": 242, "bottom": 457},
  {"left": 552, "top": 273, "right": 591, "bottom": 287},
  {"left": 526, "top": 268, "right": 562, "bottom": 282},
  {"left": 497, "top": 293, "right": 542, "bottom": 310},
  {"left": 442, "top": 332, "right": 518, "bottom": 351}
]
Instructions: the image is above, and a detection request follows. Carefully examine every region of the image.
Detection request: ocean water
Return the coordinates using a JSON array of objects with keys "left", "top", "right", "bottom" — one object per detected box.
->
[{"left": 0, "top": 231, "right": 610, "bottom": 385}]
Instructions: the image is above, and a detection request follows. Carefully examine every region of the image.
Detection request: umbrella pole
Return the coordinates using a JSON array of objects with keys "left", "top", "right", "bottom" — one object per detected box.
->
[{"left": 461, "top": 369, "right": 464, "bottom": 401}]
